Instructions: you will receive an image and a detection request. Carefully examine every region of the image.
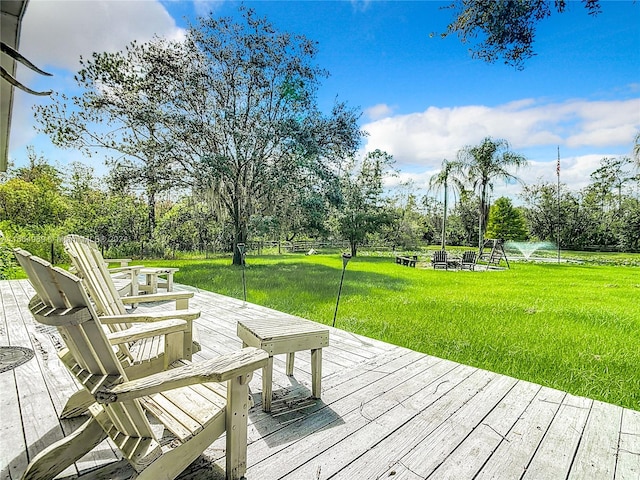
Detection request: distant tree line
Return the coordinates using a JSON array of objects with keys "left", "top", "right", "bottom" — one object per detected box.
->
[{"left": 1, "top": 141, "right": 637, "bottom": 278}]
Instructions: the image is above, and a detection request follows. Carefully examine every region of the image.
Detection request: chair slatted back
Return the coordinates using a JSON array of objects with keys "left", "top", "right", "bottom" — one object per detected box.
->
[
  {"left": 63, "top": 235, "right": 128, "bottom": 317},
  {"left": 15, "top": 248, "right": 156, "bottom": 442},
  {"left": 462, "top": 251, "right": 476, "bottom": 263},
  {"left": 62, "top": 236, "right": 136, "bottom": 363},
  {"left": 433, "top": 250, "right": 447, "bottom": 262}
]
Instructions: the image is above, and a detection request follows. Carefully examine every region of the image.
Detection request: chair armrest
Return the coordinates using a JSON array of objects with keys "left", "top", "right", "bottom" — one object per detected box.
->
[
  {"left": 120, "top": 291, "right": 194, "bottom": 305},
  {"left": 99, "top": 309, "right": 200, "bottom": 324},
  {"left": 96, "top": 347, "right": 269, "bottom": 403},
  {"left": 106, "top": 319, "right": 187, "bottom": 345}
]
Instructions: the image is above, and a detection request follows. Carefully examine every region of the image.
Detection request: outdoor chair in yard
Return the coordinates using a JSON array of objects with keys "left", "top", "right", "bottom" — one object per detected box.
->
[
  {"left": 19, "top": 240, "right": 202, "bottom": 418},
  {"left": 63, "top": 234, "right": 201, "bottom": 360},
  {"left": 16, "top": 249, "right": 268, "bottom": 480},
  {"left": 431, "top": 250, "right": 448, "bottom": 270},
  {"left": 65, "top": 234, "right": 177, "bottom": 296},
  {"left": 460, "top": 250, "right": 477, "bottom": 271}
]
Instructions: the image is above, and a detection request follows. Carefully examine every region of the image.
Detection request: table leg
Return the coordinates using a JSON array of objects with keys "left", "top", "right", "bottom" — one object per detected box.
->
[
  {"left": 311, "top": 348, "right": 322, "bottom": 399},
  {"left": 130, "top": 273, "right": 138, "bottom": 296},
  {"left": 166, "top": 272, "right": 174, "bottom": 291},
  {"left": 286, "top": 352, "right": 295, "bottom": 376},
  {"left": 147, "top": 273, "right": 158, "bottom": 294},
  {"left": 262, "top": 355, "right": 274, "bottom": 412}
]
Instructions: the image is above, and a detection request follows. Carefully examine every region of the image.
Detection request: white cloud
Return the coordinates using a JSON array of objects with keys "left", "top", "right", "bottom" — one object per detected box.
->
[
  {"left": 364, "top": 103, "right": 395, "bottom": 121},
  {"left": 361, "top": 97, "right": 640, "bottom": 173},
  {"left": 192, "top": 0, "right": 226, "bottom": 17},
  {"left": 20, "top": 0, "right": 185, "bottom": 72},
  {"left": 368, "top": 97, "right": 639, "bottom": 200},
  {"left": 517, "top": 154, "right": 603, "bottom": 190},
  {"left": 9, "top": 0, "right": 186, "bottom": 163}
]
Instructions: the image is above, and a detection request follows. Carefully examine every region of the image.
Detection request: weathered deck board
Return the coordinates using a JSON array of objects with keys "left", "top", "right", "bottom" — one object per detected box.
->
[
  {"left": 1, "top": 279, "right": 638, "bottom": 480},
  {"left": 421, "top": 380, "right": 543, "bottom": 479},
  {"left": 473, "top": 385, "right": 567, "bottom": 479},
  {"left": 567, "top": 399, "right": 621, "bottom": 480},
  {"left": 0, "top": 281, "right": 29, "bottom": 480},
  {"left": 1, "top": 280, "right": 80, "bottom": 479},
  {"left": 617, "top": 408, "right": 640, "bottom": 479}
]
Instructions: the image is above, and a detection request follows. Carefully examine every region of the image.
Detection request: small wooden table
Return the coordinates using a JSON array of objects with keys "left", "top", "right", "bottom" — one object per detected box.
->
[
  {"left": 139, "top": 267, "right": 178, "bottom": 294},
  {"left": 237, "top": 316, "right": 329, "bottom": 412}
]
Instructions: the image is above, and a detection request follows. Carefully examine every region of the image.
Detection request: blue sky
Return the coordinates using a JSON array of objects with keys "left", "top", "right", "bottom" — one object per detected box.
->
[{"left": 9, "top": 0, "right": 640, "bottom": 200}]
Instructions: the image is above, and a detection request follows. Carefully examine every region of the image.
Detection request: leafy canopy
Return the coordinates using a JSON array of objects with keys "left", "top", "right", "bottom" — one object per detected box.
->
[{"left": 439, "top": 0, "right": 601, "bottom": 69}]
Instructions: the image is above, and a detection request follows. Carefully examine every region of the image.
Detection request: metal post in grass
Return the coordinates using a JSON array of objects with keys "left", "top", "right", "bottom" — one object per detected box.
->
[
  {"left": 556, "top": 146, "right": 561, "bottom": 263},
  {"left": 332, "top": 252, "right": 352, "bottom": 327},
  {"left": 237, "top": 243, "right": 247, "bottom": 302}
]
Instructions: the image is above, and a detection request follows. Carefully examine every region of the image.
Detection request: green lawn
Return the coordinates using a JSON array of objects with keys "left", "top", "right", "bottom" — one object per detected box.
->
[
  {"left": 139, "top": 253, "right": 640, "bottom": 411},
  {"left": 13, "top": 249, "right": 635, "bottom": 408}
]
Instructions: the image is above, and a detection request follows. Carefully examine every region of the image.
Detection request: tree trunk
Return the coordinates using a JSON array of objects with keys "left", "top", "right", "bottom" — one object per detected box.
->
[
  {"left": 441, "top": 182, "right": 448, "bottom": 250},
  {"left": 148, "top": 189, "right": 156, "bottom": 236},
  {"left": 350, "top": 241, "right": 357, "bottom": 257},
  {"left": 479, "top": 184, "right": 489, "bottom": 249},
  {"left": 231, "top": 189, "right": 247, "bottom": 265}
]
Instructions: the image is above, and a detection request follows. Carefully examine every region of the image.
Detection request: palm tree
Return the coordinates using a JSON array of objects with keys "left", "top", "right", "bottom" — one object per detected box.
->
[
  {"left": 457, "top": 137, "right": 527, "bottom": 249},
  {"left": 428, "top": 159, "right": 463, "bottom": 250}
]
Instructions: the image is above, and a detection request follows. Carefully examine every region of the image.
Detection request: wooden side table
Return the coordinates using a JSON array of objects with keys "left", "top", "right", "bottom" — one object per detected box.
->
[
  {"left": 237, "top": 316, "right": 329, "bottom": 412},
  {"left": 139, "top": 267, "right": 178, "bottom": 294}
]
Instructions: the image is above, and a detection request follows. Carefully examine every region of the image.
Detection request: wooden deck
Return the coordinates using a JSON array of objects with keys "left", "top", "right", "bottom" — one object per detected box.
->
[{"left": 1, "top": 279, "right": 638, "bottom": 480}]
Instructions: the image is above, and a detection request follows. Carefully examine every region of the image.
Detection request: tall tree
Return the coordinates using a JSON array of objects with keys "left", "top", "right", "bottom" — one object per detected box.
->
[
  {"left": 485, "top": 196, "right": 528, "bottom": 240},
  {"left": 336, "top": 150, "right": 396, "bottom": 257},
  {"left": 519, "top": 182, "right": 560, "bottom": 242},
  {"left": 174, "top": 8, "right": 363, "bottom": 264},
  {"left": 384, "top": 181, "right": 424, "bottom": 250},
  {"left": 617, "top": 197, "right": 640, "bottom": 251},
  {"left": 427, "top": 158, "right": 464, "bottom": 250},
  {"left": 0, "top": 148, "right": 67, "bottom": 227},
  {"left": 419, "top": 195, "right": 443, "bottom": 245},
  {"left": 457, "top": 137, "right": 527, "bottom": 248},
  {"left": 439, "top": 0, "right": 601, "bottom": 69},
  {"left": 589, "top": 156, "right": 636, "bottom": 212},
  {"left": 520, "top": 181, "right": 604, "bottom": 249},
  {"left": 35, "top": 38, "right": 190, "bottom": 236},
  {"left": 445, "top": 189, "right": 480, "bottom": 246}
]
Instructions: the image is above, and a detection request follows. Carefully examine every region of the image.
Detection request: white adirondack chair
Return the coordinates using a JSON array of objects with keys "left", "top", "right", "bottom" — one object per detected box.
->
[
  {"left": 63, "top": 234, "right": 202, "bottom": 367},
  {"left": 16, "top": 241, "right": 201, "bottom": 418},
  {"left": 17, "top": 249, "right": 267, "bottom": 480}
]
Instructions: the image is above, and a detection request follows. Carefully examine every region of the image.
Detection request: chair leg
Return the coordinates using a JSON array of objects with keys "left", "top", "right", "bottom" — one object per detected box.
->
[
  {"left": 21, "top": 418, "right": 107, "bottom": 480},
  {"left": 149, "top": 273, "right": 158, "bottom": 293},
  {"left": 226, "top": 373, "right": 251, "bottom": 480},
  {"left": 60, "top": 389, "right": 94, "bottom": 419}
]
